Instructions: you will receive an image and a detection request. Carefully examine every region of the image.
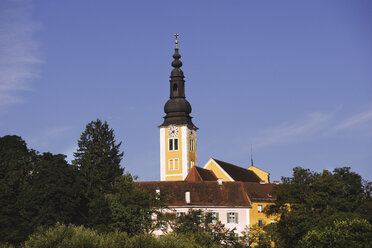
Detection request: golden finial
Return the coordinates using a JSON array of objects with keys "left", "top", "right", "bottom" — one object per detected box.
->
[{"left": 174, "top": 33, "right": 179, "bottom": 48}]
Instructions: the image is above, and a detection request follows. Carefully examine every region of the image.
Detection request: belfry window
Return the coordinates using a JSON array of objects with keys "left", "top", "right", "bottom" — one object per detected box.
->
[
  {"left": 169, "top": 138, "right": 178, "bottom": 151},
  {"left": 173, "top": 84, "right": 178, "bottom": 96}
]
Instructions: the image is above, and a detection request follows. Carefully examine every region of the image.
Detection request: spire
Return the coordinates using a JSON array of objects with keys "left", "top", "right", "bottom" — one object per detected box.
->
[
  {"left": 159, "top": 34, "right": 197, "bottom": 129},
  {"left": 251, "top": 144, "right": 254, "bottom": 167}
]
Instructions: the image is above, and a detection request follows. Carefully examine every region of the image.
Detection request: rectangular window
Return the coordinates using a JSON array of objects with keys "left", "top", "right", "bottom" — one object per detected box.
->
[
  {"left": 258, "top": 204, "right": 263, "bottom": 213},
  {"left": 229, "top": 232, "right": 239, "bottom": 240},
  {"left": 227, "top": 212, "right": 238, "bottom": 224},
  {"left": 169, "top": 159, "right": 173, "bottom": 170},
  {"left": 160, "top": 220, "right": 167, "bottom": 229},
  {"left": 169, "top": 139, "right": 173, "bottom": 150},
  {"left": 211, "top": 212, "right": 219, "bottom": 224},
  {"left": 174, "top": 159, "right": 178, "bottom": 170},
  {"left": 168, "top": 159, "right": 179, "bottom": 170},
  {"left": 174, "top": 138, "right": 178, "bottom": 150},
  {"left": 258, "top": 219, "right": 263, "bottom": 227},
  {"left": 190, "top": 138, "right": 194, "bottom": 152},
  {"left": 168, "top": 138, "right": 178, "bottom": 151},
  {"left": 176, "top": 212, "right": 185, "bottom": 218}
]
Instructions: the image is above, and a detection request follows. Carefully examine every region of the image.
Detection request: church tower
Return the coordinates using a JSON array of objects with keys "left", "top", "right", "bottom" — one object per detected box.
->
[{"left": 159, "top": 35, "right": 197, "bottom": 181}]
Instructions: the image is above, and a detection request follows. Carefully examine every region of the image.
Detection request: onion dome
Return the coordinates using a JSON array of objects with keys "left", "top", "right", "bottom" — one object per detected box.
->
[{"left": 159, "top": 35, "right": 197, "bottom": 129}]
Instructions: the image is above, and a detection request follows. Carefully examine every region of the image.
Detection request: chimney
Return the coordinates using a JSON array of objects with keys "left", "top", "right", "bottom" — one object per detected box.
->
[
  {"left": 185, "top": 191, "right": 191, "bottom": 204},
  {"left": 274, "top": 181, "right": 280, "bottom": 185},
  {"left": 260, "top": 181, "right": 266, "bottom": 184},
  {"left": 217, "top": 178, "right": 223, "bottom": 186}
]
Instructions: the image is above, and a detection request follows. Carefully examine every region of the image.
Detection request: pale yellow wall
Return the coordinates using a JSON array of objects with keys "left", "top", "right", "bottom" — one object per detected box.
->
[
  {"left": 248, "top": 166, "right": 269, "bottom": 183},
  {"left": 204, "top": 159, "right": 233, "bottom": 181},
  {"left": 164, "top": 126, "right": 197, "bottom": 181},
  {"left": 250, "top": 202, "right": 278, "bottom": 227},
  {"left": 188, "top": 130, "right": 196, "bottom": 170},
  {"left": 165, "top": 126, "right": 183, "bottom": 181},
  {"left": 165, "top": 175, "right": 183, "bottom": 181}
]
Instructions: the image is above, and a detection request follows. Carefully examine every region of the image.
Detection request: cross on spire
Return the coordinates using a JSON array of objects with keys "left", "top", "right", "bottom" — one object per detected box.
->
[{"left": 174, "top": 33, "right": 179, "bottom": 48}]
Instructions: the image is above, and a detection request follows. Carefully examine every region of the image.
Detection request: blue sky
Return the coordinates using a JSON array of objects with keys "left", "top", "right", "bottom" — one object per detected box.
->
[{"left": 1, "top": 0, "right": 371, "bottom": 182}]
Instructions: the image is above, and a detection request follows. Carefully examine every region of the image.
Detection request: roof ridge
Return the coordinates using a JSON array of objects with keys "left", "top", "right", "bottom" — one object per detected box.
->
[{"left": 213, "top": 158, "right": 247, "bottom": 170}]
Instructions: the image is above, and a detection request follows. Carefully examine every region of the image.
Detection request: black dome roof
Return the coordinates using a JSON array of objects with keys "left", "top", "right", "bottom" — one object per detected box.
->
[
  {"left": 164, "top": 98, "right": 192, "bottom": 114},
  {"left": 159, "top": 46, "right": 197, "bottom": 129}
]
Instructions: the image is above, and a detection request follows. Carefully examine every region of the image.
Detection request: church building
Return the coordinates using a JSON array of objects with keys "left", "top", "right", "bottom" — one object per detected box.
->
[{"left": 136, "top": 36, "right": 278, "bottom": 236}]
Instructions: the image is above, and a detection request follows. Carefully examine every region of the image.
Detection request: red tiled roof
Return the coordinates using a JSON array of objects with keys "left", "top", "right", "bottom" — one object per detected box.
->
[
  {"left": 185, "top": 166, "right": 218, "bottom": 182},
  {"left": 135, "top": 181, "right": 252, "bottom": 207},
  {"left": 213, "top": 159, "right": 261, "bottom": 183},
  {"left": 241, "top": 182, "right": 276, "bottom": 202}
]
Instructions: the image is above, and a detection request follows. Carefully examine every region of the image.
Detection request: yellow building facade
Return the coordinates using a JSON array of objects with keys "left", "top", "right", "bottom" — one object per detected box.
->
[
  {"left": 248, "top": 165, "right": 270, "bottom": 183},
  {"left": 160, "top": 125, "right": 197, "bottom": 181}
]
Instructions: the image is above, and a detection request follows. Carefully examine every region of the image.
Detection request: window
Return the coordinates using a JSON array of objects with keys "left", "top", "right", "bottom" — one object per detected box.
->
[
  {"left": 169, "top": 138, "right": 178, "bottom": 151},
  {"left": 190, "top": 160, "right": 194, "bottom": 170},
  {"left": 160, "top": 220, "right": 167, "bottom": 229},
  {"left": 211, "top": 212, "right": 219, "bottom": 224},
  {"left": 168, "top": 159, "right": 179, "bottom": 170},
  {"left": 190, "top": 137, "right": 194, "bottom": 152},
  {"left": 176, "top": 212, "right": 185, "bottom": 218},
  {"left": 227, "top": 212, "right": 238, "bottom": 224},
  {"left": 173, "top": 84, "right": 178, "bottom": 94},
  {"left": 229, "top": 232, "right": 239, "bottom": 240},
  {"left": 258, "top": 204, "right": 263, "bottom": 213},
  {"left": 258, "top": 219, "right": 263, "bottom": 227}
]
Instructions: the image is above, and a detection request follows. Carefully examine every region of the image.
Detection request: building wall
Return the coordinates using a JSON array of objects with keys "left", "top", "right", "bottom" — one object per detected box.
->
[
  {"left": 164, "top": 126, "right": 183, "bottom": 181},
  {"left": 250, "top": 202, "right": 277, "bottom": 227},
  {"left": 247, "top": 166, "right": 269, "bottom": 183},
  {"left": 204, "top": 159, "right": 233, "bottom": 181},
  {"left": 154, "top": 206, "right": 250, "bottom": 236},
  {"left": 161, "top": 125, "right": 197, "bottom": 181}
]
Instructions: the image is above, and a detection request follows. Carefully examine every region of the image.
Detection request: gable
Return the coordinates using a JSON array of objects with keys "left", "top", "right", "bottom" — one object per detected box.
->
[
  {"left": 247, "top": 165, "right": 270, "bottom": 183},
  {"left": 204, "top": 158, "right": 234, "bottom": 181},
  {"left": 210, "top": 159, "right": 261, "bottom": 183}
]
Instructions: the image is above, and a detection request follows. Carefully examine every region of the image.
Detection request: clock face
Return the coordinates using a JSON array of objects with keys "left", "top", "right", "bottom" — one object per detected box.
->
[{"left": 168, "top": 125, "right": 179, "bottom": 138}]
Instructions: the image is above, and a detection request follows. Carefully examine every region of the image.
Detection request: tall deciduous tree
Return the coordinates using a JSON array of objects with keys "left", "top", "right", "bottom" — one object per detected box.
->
[
  {"left": 105, "top": 174, "right": 154, "bottom": 235},
  {"left": 299, "top": 213, "right": 372, "bottom": 248},
  {"left": 266, "top": 167, "right": 371, "bottom": 247},
  {"left": 20, "top": 153, "right": 82, "bottom": 231},
  {"left": 73, "top": 119, "right": 124, "bottom": 231}
]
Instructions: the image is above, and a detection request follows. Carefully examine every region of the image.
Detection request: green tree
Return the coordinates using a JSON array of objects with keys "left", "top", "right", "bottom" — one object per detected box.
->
[
  {"left": 19, "top": 153, "right": 82, "bottom": 231},
  {"left": 73, "top": 119, "right": 124, "bottom": 231},
  {"left": 170, "top": 209, "right": 239, "bottom": 247},
  {"left": 240, "top": 224, "right": 278, "bottom": 248},
  {"left": 105, "top": 173, "right": 155, "bottom": 235},
  {"left": 300, "top": 213, "right": 372, "bottom": 248},
  {"left": 0, "top": 135, "right": 36, "bottom": 244},
  {"left": 266, "top": 167, "right": 371, "bottom": 247},
  {"left": 23, "top": 223, "right": 220, "bottom": 248}
]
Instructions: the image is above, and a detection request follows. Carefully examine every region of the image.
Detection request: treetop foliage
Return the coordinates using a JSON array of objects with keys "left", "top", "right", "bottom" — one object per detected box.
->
[
  {"left": 0, "top": 119, "right": 157, "bottom": 246},
  {"left": 266, "top": 166, "right": 372, "bottom": 248}
]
